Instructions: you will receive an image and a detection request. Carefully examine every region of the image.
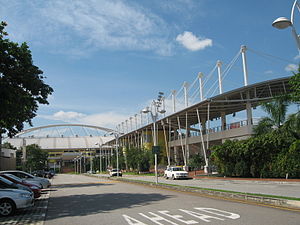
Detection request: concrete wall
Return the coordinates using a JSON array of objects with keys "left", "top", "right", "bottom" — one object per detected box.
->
[{"left": 0, "top": 148, "right": 16, "bottom": 170}]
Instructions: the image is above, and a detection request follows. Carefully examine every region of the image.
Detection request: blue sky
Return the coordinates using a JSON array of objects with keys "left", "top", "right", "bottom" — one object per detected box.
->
[{"left": 1, "top": 0, "right": 299, "bottom": 130}]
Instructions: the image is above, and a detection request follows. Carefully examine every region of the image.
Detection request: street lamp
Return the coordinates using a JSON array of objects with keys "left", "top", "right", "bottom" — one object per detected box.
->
[
  {"left": 95, "top": 143, "right": 102, "bottom": 173},
  {"left": 272, "top": 0, "right": 300, "bottom": 51},
  {"left": 110, "top": 132, "right": 121, "bottom": 177},
  {"left": 142, "top": 92, "right": 166, "bottom": 184}
]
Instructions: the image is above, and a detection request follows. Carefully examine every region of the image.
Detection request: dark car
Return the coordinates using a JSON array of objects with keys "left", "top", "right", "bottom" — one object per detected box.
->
[
  {"left": 32, "top": 170, "right": 54, "bottom": 179},
  {"left": 0, "top": 174, "right": 41, "bottom": 199}
]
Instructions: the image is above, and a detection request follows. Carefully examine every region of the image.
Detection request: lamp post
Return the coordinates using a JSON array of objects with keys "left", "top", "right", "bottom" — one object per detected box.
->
[
  {"left": 272, "top": 0, "right": 300, "bottom": 51},
  {"left": 95, "top": 143, "right": 102, "bottom": 173},
  {"left": 109, "top": 132, "right": 121, "bottom": 177},
  {"left": 142, "top": 92, "right": 166, "bottom": 184}
]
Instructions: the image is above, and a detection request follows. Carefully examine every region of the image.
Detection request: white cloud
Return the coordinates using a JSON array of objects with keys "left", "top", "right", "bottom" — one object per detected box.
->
[
  {"left": 176, "top": 31, "right": 212, "bottom": 51},
  {"left": 39, "top": 110, "right": 128, "bottom": 129},
  {"left": 285, "top": 64, "right": 298, "bottom": 72},
  {"left": 264, "top": 70, "right": 273, "bottom": 75},
  {"left": 2, "top": 0, "right": 173, "bottom": 56},
  {"left": 52, "top": 111, "right": 86, "bottom": 121}
]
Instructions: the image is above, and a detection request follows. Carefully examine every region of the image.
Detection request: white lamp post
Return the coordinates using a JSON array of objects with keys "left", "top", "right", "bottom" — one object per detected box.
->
[
  {"left": 272, "top": 0, "right": 300, "bottom": 51},
  {"left": 110, "top": 132, "right": 121, "bottom": 177},
  {"left": 95, "top": 143, "right": 102, "bottom": 173},
  {"left": 142, "top": 92, "right": 166, "bottom": 184}
]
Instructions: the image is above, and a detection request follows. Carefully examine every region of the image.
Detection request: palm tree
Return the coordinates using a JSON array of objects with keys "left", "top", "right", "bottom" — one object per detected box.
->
[
  {"left": 253, "top": 96, "right": 290, "bottom": 136},
  {"left": 282, "top": 111, "right": 300, "bottom": 139}
]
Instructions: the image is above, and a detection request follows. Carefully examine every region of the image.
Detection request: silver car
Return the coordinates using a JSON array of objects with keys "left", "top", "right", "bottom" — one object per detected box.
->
[
  {"left": 1, "top": 170, "right": 51, "bottom": 189},
  {"left": 0, "top": 189, "right": 34, "bottom": 216}
]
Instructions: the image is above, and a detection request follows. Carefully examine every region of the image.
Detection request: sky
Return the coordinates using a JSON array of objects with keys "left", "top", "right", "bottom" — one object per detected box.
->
[{"left": 0, "top": 0, "right": 299, "bottom": 131}]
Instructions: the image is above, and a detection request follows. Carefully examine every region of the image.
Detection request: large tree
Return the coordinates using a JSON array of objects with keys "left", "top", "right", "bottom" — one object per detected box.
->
[
  {"left": 290, "top": 66, "right": 300, "bottom": 103},
  {"left": 0, "top": 21, "right": 53, "bottom": 137}
]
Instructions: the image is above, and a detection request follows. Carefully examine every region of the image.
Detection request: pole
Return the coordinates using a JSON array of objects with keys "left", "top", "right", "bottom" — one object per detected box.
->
[
  {"left": 153, "top": 116, "right": 158, "bottom": 184},
  {"left": 116, "top": 134, "right": 119, "bottom": 177}
]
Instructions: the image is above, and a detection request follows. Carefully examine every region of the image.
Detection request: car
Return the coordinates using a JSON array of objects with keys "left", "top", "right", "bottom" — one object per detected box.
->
[
  {"left": 32, "top": 170, "right": 54, "bottom": 179},
  {"left": 0, "top": 174, "right": 41, "bottom": 199},
  {"left": 164, "top": 166, "right": 189, "bottom": 180},
  {"left": 0, "top": 170, "right": 51, "bottom": 189},
  {"left": 109, "top": 169, "right": 122, "bottom": 177},
  {"left": 0, "top": 189, "right": 34, "bottom": 216},
  {"left": 0, "top": 176, "right": 33, "bottom": 194}
]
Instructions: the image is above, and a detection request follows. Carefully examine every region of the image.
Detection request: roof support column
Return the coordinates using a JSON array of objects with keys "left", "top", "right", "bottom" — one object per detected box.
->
[
  {"left": 221, "top": 111, "right": 226, "bottom": 131},
  {"left": 198, "top": 72, "right": 204, "bottom": 101},
  {"left": 171, "top": 90, "right": 176, "bottom": 113},
  {"left": 183, "top": 82, "right": 189, "bottom": 108},
  {"left": 162, "top": 121, "right": 170, "bottom": 167},
  {"left": 177, "top": 116, "right": 187, "bottom": 166},
  {"left": 185, "top": 112, "right": 190, "bottom": 169},
  {"left": 241, "top": 45, "right": 249, "bottom": 86},
  {"left": 196, "top": 108, "right": 208, "bottom": 173},
  {"left": 217, "top": 60, "right": 223, "bottom": 94},
  {"left": 246, "top": 92, "right": 253, "bottom": 125},
  {"left": 205, "top": 102, "right": 210, "bottom": 174}
]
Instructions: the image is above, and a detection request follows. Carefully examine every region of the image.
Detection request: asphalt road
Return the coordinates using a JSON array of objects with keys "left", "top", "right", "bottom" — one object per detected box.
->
[{"left": 43, "top": 174, "right": 300, "bottom": 225}]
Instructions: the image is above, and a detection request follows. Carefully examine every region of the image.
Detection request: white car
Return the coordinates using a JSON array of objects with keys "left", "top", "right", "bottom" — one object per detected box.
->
[
  {"left": 1, "top": 171, "right": 51, "bottom": 189},
  {"left": 109, "top": 169, "right": 122, "bottom": 177},
  {"left": 0, "top": 189, "right": 34, "bottom": 216},
  {"left": 164, "top": 167, "right": 189, "bottom": 180}
]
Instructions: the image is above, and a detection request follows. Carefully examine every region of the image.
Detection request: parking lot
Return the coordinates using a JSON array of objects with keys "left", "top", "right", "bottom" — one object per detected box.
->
[{"left": 0, "top": 189, "right": 50, "bottom": 225}]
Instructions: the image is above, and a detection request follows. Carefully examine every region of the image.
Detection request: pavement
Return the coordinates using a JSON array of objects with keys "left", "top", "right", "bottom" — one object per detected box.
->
[{"left": 89, "top": 173, "right": 300, "bottom": 209}]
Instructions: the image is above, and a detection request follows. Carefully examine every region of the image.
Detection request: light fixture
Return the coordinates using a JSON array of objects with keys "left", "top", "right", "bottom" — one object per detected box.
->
[{"left": 272, "top": 17, "right": 292, "bottom": 29}]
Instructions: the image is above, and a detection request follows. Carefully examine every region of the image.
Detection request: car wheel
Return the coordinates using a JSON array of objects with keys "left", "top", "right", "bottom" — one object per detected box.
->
[{"left": 0, "top": 199, "right": 16, "bottom": 217}]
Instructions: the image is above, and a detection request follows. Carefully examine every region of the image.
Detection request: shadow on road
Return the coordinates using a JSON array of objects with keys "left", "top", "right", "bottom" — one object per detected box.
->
[
  {"left": 51, "top": 182, "right": 113, "bottom": 189},
  {"left": 46, "top": 192, "right": 173, "bottom": 221}
]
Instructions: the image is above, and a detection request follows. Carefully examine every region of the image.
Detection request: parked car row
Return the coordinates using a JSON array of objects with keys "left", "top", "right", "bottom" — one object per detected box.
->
[{"left": 0, "top": 170, "right": 52, "bottom": 217}]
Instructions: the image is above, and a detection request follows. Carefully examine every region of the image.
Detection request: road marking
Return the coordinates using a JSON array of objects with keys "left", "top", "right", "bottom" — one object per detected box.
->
[{"left": 123, "top": 207, "right": 240, "bottom": 225}]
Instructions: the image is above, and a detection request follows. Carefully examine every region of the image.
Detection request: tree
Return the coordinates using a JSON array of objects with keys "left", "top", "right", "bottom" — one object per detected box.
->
[
  {"left": 253, "top": 96, "right": 290, "bottom": 136},
  {"left": 25, "top": 144, "right": 48, "bottom": 172},
  {"left": 290, "top": 66, "right": 300, "bottom": 103},
  {"left": 188, "top": 153, "right": 205, "bottom": 171},
  {"left": 0, "top": 21, "right": 53, "bottom": 137}
]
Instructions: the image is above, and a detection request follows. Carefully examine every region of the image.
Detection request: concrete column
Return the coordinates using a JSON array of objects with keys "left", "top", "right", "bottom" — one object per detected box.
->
[
  {"left": 246, "top": 91, "right": 253, "bottom": 125},
  {"left": 172, "top": 90, "right": 176, "bottom": 113},
  {"left": 221, "top": 112, "right": 226, "bottom": 131},
  {"left": 183, "top": 82, "right": 189, "bottom": 108}
]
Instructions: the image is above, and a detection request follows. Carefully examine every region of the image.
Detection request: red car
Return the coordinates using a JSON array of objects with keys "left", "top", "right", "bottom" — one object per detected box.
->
[{"left": 0, "top": 173, "right": 41, "bottom": 198}]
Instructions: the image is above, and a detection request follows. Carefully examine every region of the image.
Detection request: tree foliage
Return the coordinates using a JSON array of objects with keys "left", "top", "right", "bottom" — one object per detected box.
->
[
  {"left": 0, "top": 21, "right": 53, "bottom": 136},
  {"left": 188, "top": 153, "right": 205, "bottom": 170},
  {"left": 126, "top": 147, "right": 153, "bottom": 172},
  {"left": 290, "top": 66, "right": 300, "bottom": 103},
  {"left": 211, "top": 126, "right": 300, "bottom": 178},
  {"left": 25, "top": 144, "right": 48, "bottom": 172}
]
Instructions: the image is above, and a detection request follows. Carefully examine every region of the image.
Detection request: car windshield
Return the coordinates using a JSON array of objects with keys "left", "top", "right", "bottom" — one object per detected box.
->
[
  {"left": 172, "top": 168, "right": 184, "bottom": 171},
  {"left": 4, "top": 174, "right": 23, "bottom": 182},
  {"left": 0, "top": 176, "right": 14, "bottom": 185}
]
